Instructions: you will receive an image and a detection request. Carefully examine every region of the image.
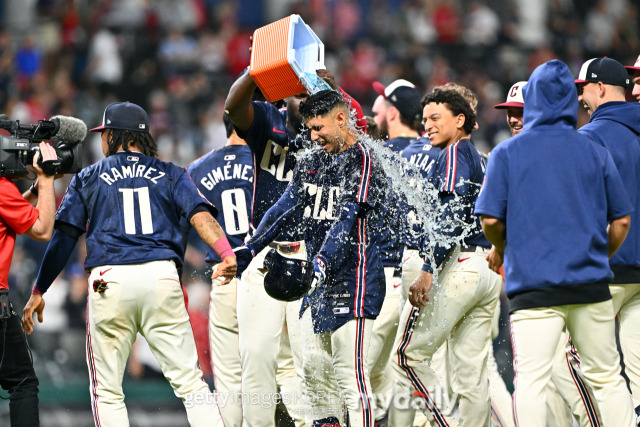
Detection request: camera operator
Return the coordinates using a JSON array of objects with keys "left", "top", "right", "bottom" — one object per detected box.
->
[{"left": 0, "top": 141, "right": 57, "bottom": 427}]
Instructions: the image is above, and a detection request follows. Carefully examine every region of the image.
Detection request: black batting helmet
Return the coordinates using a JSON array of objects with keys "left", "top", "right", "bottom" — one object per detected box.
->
[{"left": 263, "top": 249, "right": 314, "bottom": 302}]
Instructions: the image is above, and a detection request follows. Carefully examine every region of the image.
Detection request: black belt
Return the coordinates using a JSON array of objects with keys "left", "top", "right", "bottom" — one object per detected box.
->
[
  {"left": 460, "top": 244, "right": 489, "bottom": 252},
  {"left": 269, "top": 242, "right": 302, "bottom": 254}
]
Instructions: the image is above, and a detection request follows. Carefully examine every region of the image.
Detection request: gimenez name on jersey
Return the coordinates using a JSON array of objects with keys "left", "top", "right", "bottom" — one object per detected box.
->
[
  {"left": 100, "top": 162, "right": 166, "bottom": 185},
  {"left": 199, "top": 163, "right": 254, "bottom": 191}
]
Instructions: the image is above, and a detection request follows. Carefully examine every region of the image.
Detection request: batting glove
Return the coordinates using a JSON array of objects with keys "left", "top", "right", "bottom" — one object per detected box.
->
[
  {"left": 309, "top": 256, "right": 327, "bottom": 293},
  {"left": 234, "top": 243, "right": 256, "bottom": 278}
]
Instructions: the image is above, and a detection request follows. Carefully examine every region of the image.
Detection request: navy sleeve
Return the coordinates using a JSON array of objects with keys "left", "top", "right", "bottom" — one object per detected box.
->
[
  {"left": 34, "top": 228, "right": 80, "bottom": 294},
  {"left": 174, "top": 169, "right": 218, "bottom": 220},
  {"left": 234, "top": 101, "right": 287, "bottom": 153},
  {"left": 602, "top": 150, "right": 633, "bottom": 221},
  {"left": 475, "top": 146, "right": 509, "bottom": 221},
  {"left": 247, "top": 175, "right": 303, "bottom": 253},
  {"left": 55, "top": 174, "right": 88, "bottom": 228},
  {"left": 316, "top": 201, "right": 361, "bottom": 269}
]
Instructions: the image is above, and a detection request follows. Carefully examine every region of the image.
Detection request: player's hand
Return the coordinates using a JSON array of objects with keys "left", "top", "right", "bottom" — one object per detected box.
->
[
  {"left": 212, "top": 255, "right": 238, "bottom": 285},
  {"left": 309, "top": 256, "right": 327, "bottom": 294},
  {"left": 486, "top": 246, "right": 504, "bottom": 274},
  {"left": 316, "top": 69, "right": 337, "bottom": 90},
  {"left": 22, "top": 294, "right": 45, "bottom": 335},
  {"left": 409, "top": 271, "right": 433, "bottom": 308},
  {"left": 234, "top": 244, "right": 256, "bottom": 278}
]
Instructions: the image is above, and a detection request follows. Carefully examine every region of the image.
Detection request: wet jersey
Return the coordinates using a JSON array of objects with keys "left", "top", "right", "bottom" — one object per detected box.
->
[
  {"left": 399, "top": 137, "right": 440, "bottom": 250},
  {"left": 248, "top": 141, "right": 388, "bottom": 333}
]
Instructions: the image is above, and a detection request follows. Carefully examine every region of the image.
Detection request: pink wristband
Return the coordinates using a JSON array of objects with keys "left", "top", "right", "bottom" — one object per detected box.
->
[
  {"left": 213, "top": 238, "right": 234, "bottom": 260},
  {"left": 32, "top": 284, "right": 43, "bottom": 295}
]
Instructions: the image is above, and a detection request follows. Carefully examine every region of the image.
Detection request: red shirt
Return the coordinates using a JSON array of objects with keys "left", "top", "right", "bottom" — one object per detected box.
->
[{"left": 0, "top": 178, "right": 39, "bottom": 290}]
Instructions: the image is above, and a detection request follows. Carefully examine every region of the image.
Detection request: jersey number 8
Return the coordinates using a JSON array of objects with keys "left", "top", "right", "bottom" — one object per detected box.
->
[{"left": 220, "top": 188, "right": 250, "bottom": 236}]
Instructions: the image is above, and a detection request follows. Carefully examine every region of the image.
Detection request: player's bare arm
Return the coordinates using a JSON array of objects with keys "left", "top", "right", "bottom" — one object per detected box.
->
[
  {"left": 190, "top": 211, "right": 238, "bottom": 283},
  {"left": 607, "top": 214, "right": 631, "bottom": 258},
  {"left": 22, "top": 294, "right": 45, "bottom": 335},
  {"left": 24, "top": 142, "right": 57, "bottom": 241},
  {"left": 225, "top": 69, "right": 256, "bottom": 131},
  {"left": 480, "top": 215, "right": 506, "bottom": 253},
  {"left": 409, "top": 270, "right": 433, "bottom": 307}
]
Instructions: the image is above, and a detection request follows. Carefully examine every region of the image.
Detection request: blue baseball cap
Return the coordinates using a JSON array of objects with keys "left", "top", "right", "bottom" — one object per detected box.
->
[
  {"left": 575, "top": 57, "right": 630, "bottom": 88},
  {"left": 90, "top": 102, "right": 150, "bottom": 133}
]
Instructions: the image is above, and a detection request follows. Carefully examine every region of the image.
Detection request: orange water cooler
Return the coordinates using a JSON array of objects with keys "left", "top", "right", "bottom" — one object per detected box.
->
[{"left": 249, "top": 14, "right": 330, "bottom": 102}]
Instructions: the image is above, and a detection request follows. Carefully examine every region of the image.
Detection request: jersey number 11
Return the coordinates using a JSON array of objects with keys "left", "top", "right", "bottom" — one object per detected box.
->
[{"left": 119, "top": 187, "right": 154, "bottom": 234}]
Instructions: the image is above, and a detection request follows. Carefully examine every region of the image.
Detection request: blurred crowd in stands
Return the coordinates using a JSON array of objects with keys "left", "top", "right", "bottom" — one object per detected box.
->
[{"left": 1, "top": 0, "right": 638, "bottom": 386}]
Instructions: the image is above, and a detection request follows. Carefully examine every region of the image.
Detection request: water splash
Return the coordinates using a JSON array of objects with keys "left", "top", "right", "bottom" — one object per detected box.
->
[{"left": 366, "top": 137, "right": 479, "bottom": 284}]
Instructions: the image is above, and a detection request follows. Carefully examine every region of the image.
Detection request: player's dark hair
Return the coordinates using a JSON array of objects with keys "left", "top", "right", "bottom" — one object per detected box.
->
[
  {"left": 299, "top": 90, "right": 346, "bottom": 119},
  {"left": 106, "top": 128, "right": 158, "bottom": 157},
  {"left": 421, "top": 88, "right": 477, "bottom": 135},
  {"left": 395, "top": 110, "right": 423, "bottom": 135},
  {"left": 223, "top": 113, "right": 235, "bottom": 138}
]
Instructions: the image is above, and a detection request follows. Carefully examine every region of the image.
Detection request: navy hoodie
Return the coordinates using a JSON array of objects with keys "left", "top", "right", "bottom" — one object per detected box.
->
[
  {"left": 579, "top": 101, "right": 640, "bottom": 283},
  {"left": 475, "top": 60, "right": 633, "bottom": 311}
]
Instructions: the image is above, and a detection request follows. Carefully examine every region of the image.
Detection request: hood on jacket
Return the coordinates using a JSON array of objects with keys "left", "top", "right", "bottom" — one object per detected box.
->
[
  {"left": 591, "top": 101, "right": 640, "bottom": 136},
  {"left": 522, "top": 60, "right": 578, "bottom": 130}
]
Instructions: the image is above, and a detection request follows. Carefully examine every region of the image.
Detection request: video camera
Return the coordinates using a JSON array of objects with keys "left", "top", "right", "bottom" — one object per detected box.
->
[{"left": 0, "top": 114, "right": 87, "bottom": 178}]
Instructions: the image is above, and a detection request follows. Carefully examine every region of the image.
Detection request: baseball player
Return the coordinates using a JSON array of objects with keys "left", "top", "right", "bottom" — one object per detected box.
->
[
  {"left": 476, "top": 59, "right": 635, "bottom": 427},
  {"left": 236, "top": 89, "right": 387, "bottom": 427},
  {"left": 225, "top": 68, "right": 366, "bottom": 426},
  {"left": 576, "top": 57, "right": 640, "bottom": 421},
  {"left": 625, "top": 54, "right": 640, "bottom": 102},
  {"left": 494, "top": 80, "right": 601, "bottom": 427},
  {"left": 368, "top": 78, "right": 424, "bottom": 424},
  {"left": 186, "top": 113, "right": 255, "bottom": 427},
  {"left": 389, "top": 88, "right": 502, "bottom": 427},
  {"left": 21, "top": 102, "right": 235, "bottom": 427}
]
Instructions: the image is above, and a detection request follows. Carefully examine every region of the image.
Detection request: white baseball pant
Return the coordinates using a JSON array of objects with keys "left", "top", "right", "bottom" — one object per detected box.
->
[
  {"left": 209, "top": 275, "right": 242, "bottom": 427},
  {"left": 510, "top": 301, "right": 635, "bottom": 427},
  {"left": 86, "top": 260, "right": 224, "bottom": 427},
  {"left": 301, "top": 308, "right": 374, "bottom": 427},
  {"left": 391, "top": 246, "right": 502, "bottom": 427},
  {"left": 610, "top": 282, "right": 640, "bottom": 408},
  {"left": 368, "top": 266, "right": 402, "bottom": 420},
  {"left": 236, "top": 244, "right": 306, "bottom": 427}
]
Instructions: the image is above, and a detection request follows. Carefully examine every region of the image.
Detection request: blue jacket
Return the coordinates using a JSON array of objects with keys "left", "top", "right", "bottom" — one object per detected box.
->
[
  {"left": 475, "top": 60, "right": 632, "bottom": 301},
  {"left": 578, "top": 101, "right": 640, "bottom": 283}
]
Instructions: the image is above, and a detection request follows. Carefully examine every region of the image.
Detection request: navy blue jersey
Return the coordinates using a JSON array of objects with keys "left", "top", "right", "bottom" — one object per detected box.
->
[
  {"left": 56, "top": 151, "right": 215, "bottom": 270},
  {"left": 431, "top": 139, "right": 489, "bottom": 248},
  {"left": 400, "top": 137, "right": 440, "bottom": 250},
  {"left": 423, "top": 138, "right": 489, "bottom": 271},
  {"left": 188, "top": 144, "right": 255, "bottom": 263},
  {"left": 248, "top": 141, "right": 388, "bottom": 333},
  {"left": 376, "top": 136, "right": 414, "bottom": 267},
  {"left": 234, "top": 101, "right": 306, "bottom": 240}
]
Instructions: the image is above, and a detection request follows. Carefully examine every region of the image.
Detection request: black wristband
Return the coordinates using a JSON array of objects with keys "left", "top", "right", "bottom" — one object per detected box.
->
[{"left": 29, "top": 183, "right": 38, "bottom": 197}]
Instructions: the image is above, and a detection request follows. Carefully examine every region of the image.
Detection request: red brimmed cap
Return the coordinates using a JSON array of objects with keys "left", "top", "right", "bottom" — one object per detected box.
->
[
  {"left": 494, "top": 81, "right": 526, "bottom": 109},
  {"left": 625, "top": 54, "right": 640, "bottom": 73}
]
